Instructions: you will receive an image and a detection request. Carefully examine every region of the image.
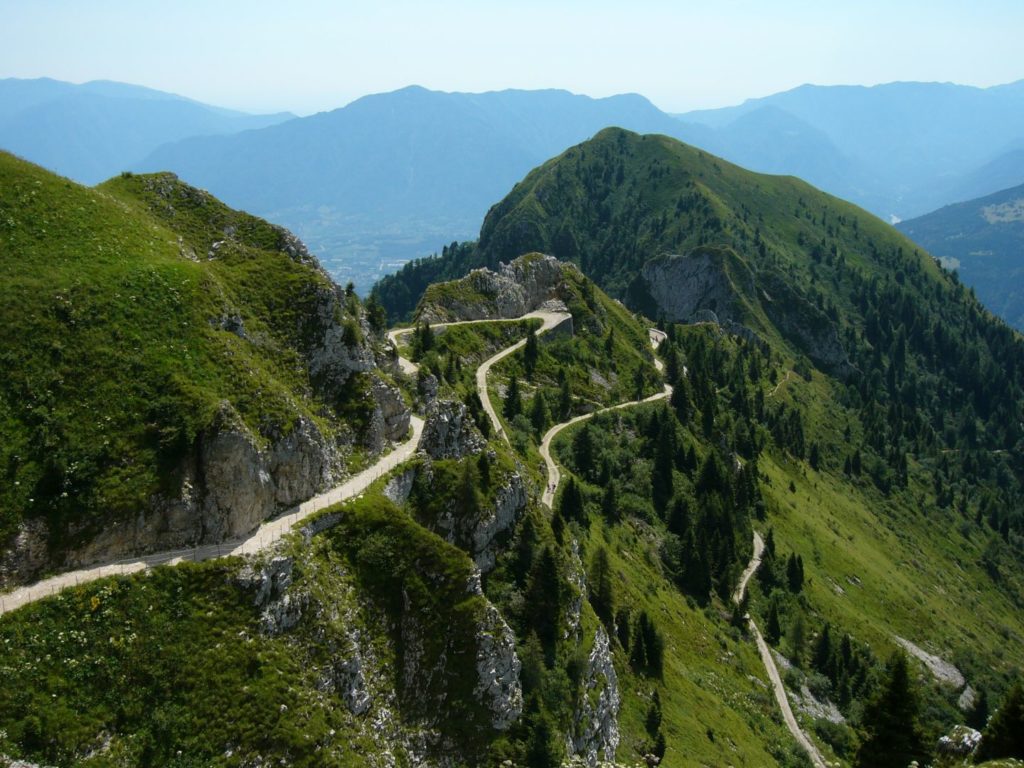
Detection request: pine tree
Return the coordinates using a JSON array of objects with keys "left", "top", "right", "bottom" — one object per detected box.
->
[
  {"left": 525, "top": 547, "right": 562, "bottom": 657},
  {"left": 787, "top": 553, "right": 804, "bottom": 592},
  {"left": 531, "top": 391, "right": 551, "bottom": 436},
  {"left": 573, "top": 426, "right": 595, "bottom": 480},
  {"left": 651, "top": 420, "right": 675, "bottom": 515},
  {"left": 670, "top": 376, "right": 691, "bottom": 424},
  {"left": 457, "top": 459, "right": 479, "bottom": 518},
  {"left": 855, "top": 652, "right": 929, "bottom": 768},
  {"left": 667, "top": 496, "right": 690, "bottom": 537},
  {"left": 813, "top": 622, "right": 834, "bottom": 678},
  {"left": 558, "top": 373, "right": 572, "bottom": 419},
  {"left": 503, "top": 376, "right": 522, "bottom": 419},
  {"left": 365, "top": 291, "right": 387, "bottom": 333},
  {"left": 601, "top": 482, "right": 619, "bottom": 524},
  {"left": 765, "top": 599, "right": 782, "bottom": 644},
  {"left": 524, "top": 329, "right": 539, "bottom": 379},
  {"left": 977, "top": 681, "right": 1024, "bottom": 761},
  {"left": 477, "top": 451, "right": 491, "bottom": 490},
  {"left": 415, "top": 320, "right": 434, "bottom": 355},
  {"left": 589, "top": 546, "right": 615, "bottom": 631}
]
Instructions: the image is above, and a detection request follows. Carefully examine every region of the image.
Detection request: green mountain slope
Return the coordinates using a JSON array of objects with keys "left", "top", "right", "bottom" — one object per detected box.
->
[
  {"left": 4, "top": 131, "right": 1024, "bottom": 768},
  {"left": 0, "top": 154, "right": 406, "bottom": 585},
  {"left": 897, "top": 182, "right": 1024, "bottom": 330},
  {"left": 377, "top": 128, "right": 1024, "bottom": 759}
]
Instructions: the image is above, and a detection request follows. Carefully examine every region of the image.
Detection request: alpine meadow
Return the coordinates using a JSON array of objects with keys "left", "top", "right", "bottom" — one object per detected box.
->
[{"left": 3, "top": 5, "right": 1024, "bottom": 767}]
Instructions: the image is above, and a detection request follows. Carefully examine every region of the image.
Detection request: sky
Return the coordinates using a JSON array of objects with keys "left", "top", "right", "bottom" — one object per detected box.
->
[{"left": 2, "top": 0, "right": 1023, "bottom": 116}]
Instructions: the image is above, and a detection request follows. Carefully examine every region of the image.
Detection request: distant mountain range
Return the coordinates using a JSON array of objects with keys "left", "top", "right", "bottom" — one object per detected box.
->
[
  {"left": 132, "top": 86, "right": 692, "bottom": 286},
  {"left": 675, "top": 80, "right": 1024, "bottom": 221},
  {"left": 0, "top": 78, "right": 293, "bottom": 185},
  {"left": 898, "top": 181, "right": 1024, "bottom": 330},
  {"left": 4, "top": 77, "right": 1024, "bottom": 316}
]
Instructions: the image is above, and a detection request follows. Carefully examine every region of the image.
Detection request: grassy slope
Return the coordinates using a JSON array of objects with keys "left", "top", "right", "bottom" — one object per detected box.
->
[
  {"left": 760, "top": 364, "right": 1024, "bottom": 683},
  {"left": 0, "top": 490, "right": 497, "bottom": 767},
  {"left": 548, "top": 402, "right": 803, "bottom": 768},
  {"left": 0, "top": 155, "right": 363, "bottom": 548}
]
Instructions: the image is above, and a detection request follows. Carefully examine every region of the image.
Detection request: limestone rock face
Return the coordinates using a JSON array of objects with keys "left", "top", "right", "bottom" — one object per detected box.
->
[
  {"left": 759, "top": 272, "right": 854, "bottom": 377},
  {"left": 571, "top": 627, "right": 621, "bottom": 767},
  {"left": 420, "top": 468, "right": 528, "bottom": 573},
  {"left": 640, "top": 248, "right": 853, "bottom": 378},
  {"left": 474, "top": 602, "right": 524, "bottom": 731},
  {"left": 308, "top": 285, "right": 377, "bottom": 390},
  {"left": 237, "top": 555, "right": 305, "bottom": 635},
  {"left": 420, "top": 400, "right": 486, "bottom": 460},
  {"left": 366, "top": 378, "right": 412, "bottom": 452},
  {"left": 640, "top": 249, "right": 753, "bottom": 326},
  {"left": 0, "top": 519, "right": 49, "bottom": 589},
  {"left": 419, "top": 253, "right": 573, "bottom": 322}
]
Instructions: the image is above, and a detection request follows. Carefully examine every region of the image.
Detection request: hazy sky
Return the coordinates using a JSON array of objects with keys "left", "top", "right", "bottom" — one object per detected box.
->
[{"left": 3, "top": 0, "right": 1023, "bottom": 115}]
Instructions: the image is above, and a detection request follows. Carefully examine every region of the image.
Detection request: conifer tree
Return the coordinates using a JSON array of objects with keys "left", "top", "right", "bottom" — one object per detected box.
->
[
  {"left": 558, "top": 477, "right": 585, "bottom": 523},
  {"left": 601, "top": 482, "right": 619, "bottom": 524},
  {"left": 573, "top": 426, "right": 595, "bottom": 480},
  {"left": 977, "top": 681, "right": 1024, "bottom": 761},
  {"left": 651, "top": 420, "right": 675, "bottom": 514},
  {"left": 526, "top": 547, "right": 562, "bottom": 657},
  {"left": 524, "top": 329, "right": 539, "bottom": 379},
  {"left": 477, "top": 451, "right": 491, "bottom": 490},
  {"left": 855, "top": 652, "right": 929, "bottom": 768},
  {"left": 589, "top": 546, "right": 615, "bottom": 631},
  {"left": 531, "top": 391, "right": 551, "bottom": 436},
  {"left": 813, "top": 622, "right": 834, "bottom": 677},
  {"left": 558, "top": 372, "right": 572, "bottom": 419},
  {"left": 503, "top": 376, "right": 522, "bottom": 419},
  {"left": 765, "top": 599, "right": 782, "bottom": 644}
]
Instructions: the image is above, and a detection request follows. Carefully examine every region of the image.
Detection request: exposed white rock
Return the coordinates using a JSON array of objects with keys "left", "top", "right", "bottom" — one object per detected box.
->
[
  {"left": 936, "top": 725, "right": 982, "bottom": 758},
  {"left": 420, "top": 400, "right": 486, "bottom": 460},
  {"left": 419, "top": 253, "right": 577, "bottom": 326},
  {"left": 895, "top": 636, "right": 967, "bottom": 688},
  {"left": 795, "top": 684, "right": 845, "bottom": 724},
  {"left": 571, "top": 627, "right": 621, "bottom": 767},
  {"left": 564, "top": 539, "right": 586, "bottom": 641},
  {"left": 384, "top": 468, "right": 418, "bottom": 506},
  {"left": 236, "top": 555, "right": 304, "bottom": 635},
  {"left": 474, "top": 602, "right": 524, "bottom": 730},
  {"left": 0, "top": 518, "right": 49, "bottom": 589}
]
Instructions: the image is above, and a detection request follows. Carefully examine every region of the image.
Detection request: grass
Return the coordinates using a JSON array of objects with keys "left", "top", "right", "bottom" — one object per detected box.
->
[{"left": 0, "top": 155, "right": 377, "bottom": 555}]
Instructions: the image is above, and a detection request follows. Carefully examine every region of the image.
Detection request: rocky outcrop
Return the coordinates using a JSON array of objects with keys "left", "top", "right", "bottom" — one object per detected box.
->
[
  {"left": 570, "top": 627, "right": 621, "bottom": 767},
  {"left": 419, "top": 253, "right": 573, "bottom": 322},
  {"left": 429, "top": 472, "right": 528, "bottom": 573},
  {"left": 308, "top": 286, "right": 378, "bottom": 390},
  {"left": 564, "top": 539, "right": 586, "bottom": 642},
  {"left": 383, "top": 468, "right": 418, "bottom": 506},
  {"left": 937, "top": 725, "right": 982, "bottom": 760},
  {"left": 420, "top": 400, "right": 486, "bottom": 460},
  {"left": 0, "top": 519, "right": 49, "bottom": 589},
  {"left": 640, "top": 247, "right": 853, "bottom": 378},
  {"left": 473, "top": 602, "right": 524, "bottom": 730},
  {"left": 640, "top": 248, "right": 754, "bottom": 325},
  {"left": 237, "top": 555, "right": 305, "bottom": 635},
  {"left": 472, "top": 474, "right": 528, "bottom": 572},
  {"left": 366, "top": 378, "right": 412, "bottom": 452}
]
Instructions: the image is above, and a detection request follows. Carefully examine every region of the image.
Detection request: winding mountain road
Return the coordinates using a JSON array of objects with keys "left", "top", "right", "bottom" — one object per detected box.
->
[
  {"left": 0, "top": 417, "right": 424, "bottom": 617},
  {"left": 1, "top": 309, "right": 567, "bottom": 616},
  {"left": 734, "top": 532, "right": 828, "bottom": 768},
  {"left": 540, "top": 327, "right": 669, "bottom": 508}
]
